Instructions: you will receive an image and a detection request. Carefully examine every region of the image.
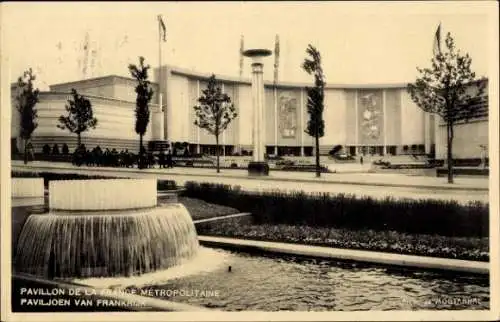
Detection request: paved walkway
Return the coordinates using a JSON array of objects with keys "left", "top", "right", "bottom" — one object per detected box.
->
[{"left": 12, "top": 161, "right": 489, "bottom": 203}]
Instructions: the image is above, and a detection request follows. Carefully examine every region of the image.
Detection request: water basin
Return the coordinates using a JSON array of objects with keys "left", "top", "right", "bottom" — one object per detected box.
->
[
  {"left": 124, "top": 249, "right": 489, "bottom": 311},
  {"left": 11, "top": 198, "right": 489, "bottom": 311}
]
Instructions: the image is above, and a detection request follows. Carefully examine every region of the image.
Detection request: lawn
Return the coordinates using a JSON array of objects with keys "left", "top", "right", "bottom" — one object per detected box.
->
[{"left": 166, "top": 196, "right": 239, "bottom": 220}]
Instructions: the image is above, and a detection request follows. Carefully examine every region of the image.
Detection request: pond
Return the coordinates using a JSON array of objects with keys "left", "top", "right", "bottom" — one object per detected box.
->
[{"left": 123, "top": 248, "right": 489, "bottom": 311}]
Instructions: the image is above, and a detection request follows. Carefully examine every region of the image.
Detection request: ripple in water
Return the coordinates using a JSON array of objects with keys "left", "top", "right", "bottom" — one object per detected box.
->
[{"left": 128, "top": 249, "right": 489, "bottom": 311}]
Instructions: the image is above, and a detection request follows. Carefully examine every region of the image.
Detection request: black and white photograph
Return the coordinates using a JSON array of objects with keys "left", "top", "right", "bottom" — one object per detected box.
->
[{"left": 1, "top": 1, "right": 498, "bottom": 321}]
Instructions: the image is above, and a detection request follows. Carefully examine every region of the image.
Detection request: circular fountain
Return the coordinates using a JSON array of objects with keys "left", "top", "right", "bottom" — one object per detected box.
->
[{"left": 15, "top": 179, "right": 199, "bottom": 278}]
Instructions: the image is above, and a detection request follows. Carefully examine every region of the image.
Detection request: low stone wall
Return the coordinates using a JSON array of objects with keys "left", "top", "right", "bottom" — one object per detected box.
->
[{"left": 11, "top": 178, "right": 45, "bottom": 198}]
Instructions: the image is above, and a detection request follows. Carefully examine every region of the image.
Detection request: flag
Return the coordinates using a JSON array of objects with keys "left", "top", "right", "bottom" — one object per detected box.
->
[
  {"left": 239, "top": 35, "right": 244, "bottom": 77},
  {"left": 158, "top": 15, "right": 167, "bottom": 42},
  {"left": 274, "top": 34, "right": 280, "bottom": 85},
  {"left": 433, "top": 23, "right": 441, "bottom": 56}
]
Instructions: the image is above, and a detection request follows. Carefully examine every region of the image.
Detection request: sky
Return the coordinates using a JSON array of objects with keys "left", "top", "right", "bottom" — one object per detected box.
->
[{"left": 2, "top": 1, "right": 496, "bottom": 90}]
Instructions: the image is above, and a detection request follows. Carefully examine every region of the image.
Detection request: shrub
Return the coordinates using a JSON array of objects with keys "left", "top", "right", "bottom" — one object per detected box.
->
[
  {"left": 439, "top": 158, "right": 487, "bottom": 167},
  {"left": 157, "top": 180, "right": 178, "bottom": 191},
  {"left": 196, "top": 221, "right": 489, "bottom": 261},
  {"left": 437, "top": 168, "right": 489, "bottom": 177},
  {"left": 280, "top": 164, "right": 330, "bottom": 173},
  {"left": 184, "top": 182, "right": 488, "bottom": 238},
  {"left": 248, "top": 162, "right": 269, "bottom": 176}
]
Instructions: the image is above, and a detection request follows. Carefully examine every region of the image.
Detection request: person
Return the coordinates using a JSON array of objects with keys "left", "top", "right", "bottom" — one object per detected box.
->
[
  {"left": 26, "top": 141, "right": 35, "bottom": 162},
  {"left": 62, "top": 143, "right": 69, "bottom": 155},
  {"left": 42, "top": 144, "right": 51, "bottom": 155},
  {"left": 480, "top": 145, "right": 487, "bottom": 169},
  {"left": 111, "top": 148, "right": 119, "bottom": 167},
  {"left": 166, "top": 148, "right": 173, "bottom": 168},
  {"left": 95, "top": 145, "right": 103, "bottom": 166},
  {"left": 52, "top": 143, "right": 60, "bottom": 155},
  {"left": 146, "top": 151, "right": 154, "bottom": 168},
  {"left": 158, "top": 149, "right": 166, "bottom": 168},
  {"left": 360, "top": 156, "right": 364, "bottom": 165}
]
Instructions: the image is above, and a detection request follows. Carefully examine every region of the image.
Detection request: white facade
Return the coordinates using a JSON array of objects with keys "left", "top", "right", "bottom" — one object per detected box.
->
[{"left": 10, "top": 67, "right": 488, "bottom": 160}]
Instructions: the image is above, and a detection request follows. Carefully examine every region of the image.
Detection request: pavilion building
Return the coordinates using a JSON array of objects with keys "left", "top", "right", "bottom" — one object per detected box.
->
[{"left": 10, "top": 65, "right": 488, "bottom": 160}]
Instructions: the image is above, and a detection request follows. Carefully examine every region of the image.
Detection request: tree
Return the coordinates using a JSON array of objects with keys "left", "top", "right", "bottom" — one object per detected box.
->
[
  {"left": 407, "top": 32, "right": 486, "bottom": 184},
  {"left": 193, "top": 75, "right": 237, "bottom": 173},
  {"left": 15, "top": 68, "right": 40, "bottom": 164},
  {"left": 57, "top": 89, "right": 98, "bottom": 148},
  {"left": 302, "top": 45, "right": 326, "bottom": 178},
  {"left": 128, "top": 56, "right": 154, "bottom": 169}
]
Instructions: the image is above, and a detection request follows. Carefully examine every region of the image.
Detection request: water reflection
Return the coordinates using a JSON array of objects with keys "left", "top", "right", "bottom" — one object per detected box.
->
[{"left": 131, "top": 249, "right": 489, "bottom": 311}]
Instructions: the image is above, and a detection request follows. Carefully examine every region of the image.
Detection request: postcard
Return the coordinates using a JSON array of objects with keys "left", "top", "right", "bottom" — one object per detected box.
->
[{"left": 1, "top": 1, "right": 498, "bottom": 321}]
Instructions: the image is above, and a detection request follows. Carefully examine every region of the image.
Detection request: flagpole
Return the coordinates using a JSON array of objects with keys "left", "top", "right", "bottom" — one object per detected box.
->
[
  {"left": 158, "top": 15, "right": 162, "bottom": 111},
  {"left": 273, "top": 34, "right": 279, "bottom": 156},
  {"left": 157, "top": 14, "right": 166, "bottom": 147},
  {"left": 239, "top": 35, "right": 244, "bottom": 79}
]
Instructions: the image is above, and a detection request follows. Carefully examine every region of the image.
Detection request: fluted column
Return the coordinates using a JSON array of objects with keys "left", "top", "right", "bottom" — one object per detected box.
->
[
  {"left": 243, "top": 48, "right": 272, "bottom": 176},
  {"left": 251, "top": 62, "right": 265, "bottom": 161}
]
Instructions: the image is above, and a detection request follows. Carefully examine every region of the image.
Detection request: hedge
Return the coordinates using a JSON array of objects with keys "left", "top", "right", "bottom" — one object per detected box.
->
[
  {"left": 184, "top": 181, "right": 488, "bottom": 238},
  {"left": 157, "top": 179, "right": 178, "bottom": 191},
  {"left": 437, "top": 168, "right": 489, "bottom": 177}
]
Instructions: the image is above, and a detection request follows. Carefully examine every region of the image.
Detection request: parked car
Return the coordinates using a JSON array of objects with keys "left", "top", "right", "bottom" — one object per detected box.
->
[
  {"left": 372, "top": 159, "right": 391, "bottom": 167},
  {"left": 332, "top": 153, "right": 355, "bottom": 161}
]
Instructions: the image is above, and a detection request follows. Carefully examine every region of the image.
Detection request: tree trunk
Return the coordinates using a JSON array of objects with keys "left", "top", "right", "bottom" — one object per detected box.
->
[
  {"left": 77, "top": 133, "right": 81, "bottom": 148},
  {"left": 315, "top": 133, "right": 320, "bottom": 178},
  {"left": 139, "top": 135, "right": 143, "bottom": 169},
  {"left": 23, "top": 139, "right": 28, "bottom": 165},
  {"left": 215, "top": 134, "right": 220, "bottom": 173},
  {"left": 447, "top": 123, "right": 454, "bottom": 184}
]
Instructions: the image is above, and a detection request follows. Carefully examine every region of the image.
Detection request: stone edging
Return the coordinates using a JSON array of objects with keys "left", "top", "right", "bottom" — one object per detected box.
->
[
  {"left": 197, "top": 236, "right": 489, "bottom": 275},
  {"left": 193, "top": 213, "right": 252, "bottom": 224}
]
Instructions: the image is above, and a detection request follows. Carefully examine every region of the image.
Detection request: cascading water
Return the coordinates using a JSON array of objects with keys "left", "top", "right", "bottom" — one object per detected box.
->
[{"left": 15, "top": 179, "right": 200, "bottom": 278}]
